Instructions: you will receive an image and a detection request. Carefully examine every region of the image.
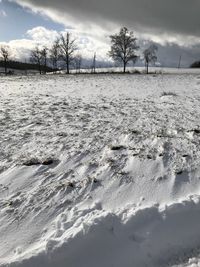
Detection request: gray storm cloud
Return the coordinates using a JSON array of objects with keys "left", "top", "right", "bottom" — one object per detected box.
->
[{"left": 13, "top": 0, "right": 200, "bottom": 38}]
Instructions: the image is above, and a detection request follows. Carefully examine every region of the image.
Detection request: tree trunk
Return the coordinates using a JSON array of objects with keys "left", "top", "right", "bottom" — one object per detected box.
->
[
  {"left": 44, "top": 59, "right": 47, "bottom": 74},
  {"left": 39, "top": 64, "right": 42, "bottom": 75},
  {"left": 5, "top": 60, "right": 7, "bottom": 75},
  {"left": 66, "top": 56, "right": 69, "bottom": 74},
  {"left": 146, "top": 62, "right": 149, "bottom": 74},
  {"left": 123, "top": 62, "right": 126, "bottom": 73}
]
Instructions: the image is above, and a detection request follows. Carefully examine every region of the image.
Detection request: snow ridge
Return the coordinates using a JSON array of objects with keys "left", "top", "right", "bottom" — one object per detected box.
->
[{"left": 1, "top": 73, "right": 200, "bottom": 267}]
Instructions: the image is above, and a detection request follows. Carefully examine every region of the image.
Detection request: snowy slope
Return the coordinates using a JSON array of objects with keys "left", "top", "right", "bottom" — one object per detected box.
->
[{"left": 1, "top": 72, "right": 200, "bottom": 267}]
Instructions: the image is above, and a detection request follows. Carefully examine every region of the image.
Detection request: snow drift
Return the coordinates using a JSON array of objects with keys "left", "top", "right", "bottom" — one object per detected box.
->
[{"left": 1, "top": 72, "right": 200, "bottom": 267}]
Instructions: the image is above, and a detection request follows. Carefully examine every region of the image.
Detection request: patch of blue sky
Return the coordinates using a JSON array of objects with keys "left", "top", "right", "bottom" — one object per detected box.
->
[{"left": 0, "top": 0, "right": 64, "bottom": 41}]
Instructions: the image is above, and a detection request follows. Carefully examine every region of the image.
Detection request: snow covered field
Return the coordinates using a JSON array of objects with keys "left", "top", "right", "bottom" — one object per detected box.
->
[{"left": 1, "top": 72, "right": 200, "bottom": 267}]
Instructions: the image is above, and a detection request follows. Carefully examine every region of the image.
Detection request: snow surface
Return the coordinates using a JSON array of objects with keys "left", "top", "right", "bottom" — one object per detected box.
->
[{"left": 1, "top": 72, "right": 200, "bottom": 266}]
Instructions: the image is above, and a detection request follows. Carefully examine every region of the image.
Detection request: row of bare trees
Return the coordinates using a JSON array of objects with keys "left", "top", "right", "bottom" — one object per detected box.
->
[
  {"left": 0, "top": 27, "right": 158, "bottom": 75},
  {"left": 30, "top": 33, "right": 82, "bottom": 74},
  {"left": 30, "top": 46, "right": 47, "bottom": 74},
  {"left": 30, "top": 28, "right": 158, "bottom": 74}
]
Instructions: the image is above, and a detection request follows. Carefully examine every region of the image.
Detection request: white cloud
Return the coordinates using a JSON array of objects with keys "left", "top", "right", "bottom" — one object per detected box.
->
[
  {"left": 0, "top": 27, "right": 59, "bottom": 61},
  {"left": 27, "top": 26, "right": 59, "bottom": 43},
  {"left": 0, "top": 26, "right": 110, "bottom": 62}
]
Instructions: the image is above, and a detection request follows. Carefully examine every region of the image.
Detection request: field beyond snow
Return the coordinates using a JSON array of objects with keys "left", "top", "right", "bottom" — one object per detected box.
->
[{"left": 1, "top": 73, "right": 200, "bottom": 267}]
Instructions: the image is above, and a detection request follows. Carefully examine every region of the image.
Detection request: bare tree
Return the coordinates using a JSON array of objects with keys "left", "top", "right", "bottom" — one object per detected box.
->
[
  {"left": 30, "top": 46, "right": 43, "bottom": 74},
  {"left": 49, "top": 39, "right": 60, "bottom": 72},
  {"left": 74, "top": 53, "right": 82, "bottom": 73},
  {"left": 0, "top": 46, "right": 11, "bottom": 74},
  {"left": 59, "top": 33, "right": 77, "bottom": 74},
  {"left": 108, "top": 27, "right": 139, "bottom": 73},
  {"left": 30, "top": 46, "right": 49, "bottom": 74},
  {"left": 40, "top": 46, "right": 48, "bottom": 74},
  {"left": 143, "top": 44, "right": 158, "bottom": 74}
]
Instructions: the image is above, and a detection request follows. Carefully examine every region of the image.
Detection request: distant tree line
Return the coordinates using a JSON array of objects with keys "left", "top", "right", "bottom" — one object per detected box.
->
[
  {"left": 0, "top": 27, "right": 160, "bottom": 75},
  {"left": 191, "top": 61, "right": 200, "bottom": 68},
  {"left": 0, "top": 60, "right": 54, "bottom": 72}
]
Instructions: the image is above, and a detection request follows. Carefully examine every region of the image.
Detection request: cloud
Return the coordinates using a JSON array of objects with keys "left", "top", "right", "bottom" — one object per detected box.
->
[
  {"left": 10, "top": 0, "right": 200, "bottom": 45},
  {"left": 0, "top": 27, "right": 59, "bottom": 60},
  {"left": 27, "top": 26, "right": 59, "bottom": 43},
  {"left": 0, "top": 26, "right": 110, "bottom": 62}
]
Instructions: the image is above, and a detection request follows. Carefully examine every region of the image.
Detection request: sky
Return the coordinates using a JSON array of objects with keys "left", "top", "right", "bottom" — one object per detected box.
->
[{"left": 0, "top": 0, "right": 200, "bottom": 67}]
